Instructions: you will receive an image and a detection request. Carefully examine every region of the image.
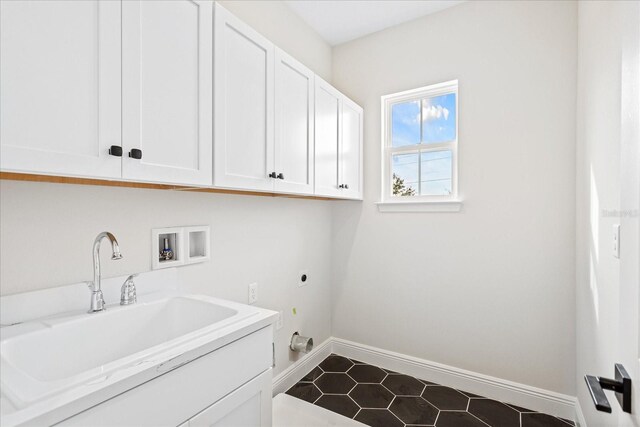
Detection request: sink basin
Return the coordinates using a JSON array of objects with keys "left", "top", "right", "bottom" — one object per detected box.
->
[
  {"left": 2, "top": 297, "right": 236, "bottom": 383},
  {"left": 0, "top": 269, "right": 278, "bottom": 427},
  {"left": 0, "top": 295, "right": 250, "bottom": 406}
]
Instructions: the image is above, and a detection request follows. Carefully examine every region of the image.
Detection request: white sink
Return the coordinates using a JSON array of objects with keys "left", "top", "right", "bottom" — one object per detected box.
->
[
  {"left": 2, "top": 297, "right": 236, "bottom": 383},
  {"left": 0, "top": 293, "right": 267, "bottom": 409}
]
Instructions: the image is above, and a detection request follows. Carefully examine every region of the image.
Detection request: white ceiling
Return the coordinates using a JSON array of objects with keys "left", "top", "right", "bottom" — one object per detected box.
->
[{"left": 285, "top": 1, "right": 465, "bottom": 46}]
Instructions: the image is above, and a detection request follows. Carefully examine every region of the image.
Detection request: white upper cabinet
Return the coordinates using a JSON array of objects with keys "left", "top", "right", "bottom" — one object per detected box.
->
[
  {"left": 214, "top": 4, "right": 275, "bottom": 191},
  {"left": 1, "top": 1, "right": 362, "bottom": 199},
  {"left": 340, "top": 98, "right": 363, "bottom": 199},
  {"left": 314, "top": 79, "right": 342, "bottom": 197},
  {"left": 122, "top": 0, "right": 212, "bottom": 186},
  {"left": 314, "top": 78, "right": 363, "bottom": 199},
  {"left": 0, "top": 1, "right": 121, "bottom": 178},
  {"left": 274, "top": 48, "right": 315, "bottom": 195}
]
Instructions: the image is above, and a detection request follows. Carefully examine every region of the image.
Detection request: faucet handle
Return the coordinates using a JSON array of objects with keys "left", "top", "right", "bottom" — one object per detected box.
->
[{"left": 120, "top": 274, "right": 138, "bottom": 306}]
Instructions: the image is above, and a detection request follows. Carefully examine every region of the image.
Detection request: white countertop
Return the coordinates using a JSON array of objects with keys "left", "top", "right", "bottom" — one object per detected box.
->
[{"left": 0, "top": 269, "right": 277, "bottom": 426}]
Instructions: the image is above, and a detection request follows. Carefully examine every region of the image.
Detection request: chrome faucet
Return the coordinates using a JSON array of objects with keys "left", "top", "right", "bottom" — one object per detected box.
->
[
  {"left": 120, "top": 274, "right": 137, "bottom": 306},
  {"left": 89, "top": 232, "right": 122, "bottom": 313}
]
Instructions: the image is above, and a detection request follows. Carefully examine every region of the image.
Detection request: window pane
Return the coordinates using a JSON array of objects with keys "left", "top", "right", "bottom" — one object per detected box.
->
[
  {"left": 392, "top": 152, "right": 418, "bottom": 196},
  {"left": 391, "top": 101, "right": 420, "bottom": 147},
  {"left": 421, "top": 93, "right": 456, "bottom": 143},
  {"left": 420, "top": 150, "right": 452, "bottom": 196}
]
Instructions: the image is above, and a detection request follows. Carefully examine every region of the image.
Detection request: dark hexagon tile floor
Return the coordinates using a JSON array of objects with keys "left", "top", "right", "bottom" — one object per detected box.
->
[{"left": 286, "top": 354, "right": 576, "bottom": 427}]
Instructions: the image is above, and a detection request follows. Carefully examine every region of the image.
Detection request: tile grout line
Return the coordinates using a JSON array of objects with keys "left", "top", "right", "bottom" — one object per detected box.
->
[
  {"left": 287, "top": 354, "right": 573, "bottom": 427},
  {"left": 432, "top": 409, "right": 441, "bottom": 426},
  {"left": 468, "top": 412, "right": 493, "bottom": 427}
]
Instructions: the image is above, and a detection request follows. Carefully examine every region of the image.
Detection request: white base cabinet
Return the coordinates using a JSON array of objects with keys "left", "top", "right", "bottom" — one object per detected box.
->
[
  {"left": 57, "top": 327, "right": 273, "bottom": 427},
  {"left": 185, "top": 369, "right": 272, "bottom": 427}
]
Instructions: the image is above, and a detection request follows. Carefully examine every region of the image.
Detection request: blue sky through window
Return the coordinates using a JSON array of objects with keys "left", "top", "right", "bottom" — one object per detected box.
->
[
  {"left": 391, "top": 101, "right": 420, "bottom": 147},
  {"left": 392, "top": 152, "right": 419, "bottom": 194},
  {"left": 421, "top": 150, "right": 452, "bottom": 195},
  {"left": 388, "top": 85, "right": 457, "bottom": 198},
  {"left": 422, "top": 93, "right": 456, "bottom": 143},
  {"left": 392, "top": 150, "right": 452, "bottom": 196},
  {"left": 391, "top": 93, "right": 456, "bottom": 147}
]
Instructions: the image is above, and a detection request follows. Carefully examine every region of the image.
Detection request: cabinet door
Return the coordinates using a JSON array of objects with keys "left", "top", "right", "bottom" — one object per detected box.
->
[
  {"left": 340, "top": 98, "right": 364, "bottom": 199},
  {"left": 214, "top": 4, "right": 275, "bottom": 191},
  {"left": 121, "top": 0, "right": 212, "bottom": 186},
  {"left": 188, "top": 369, "right": 272, "bottom": 427},
  {"left": 274, "top": 48, "right": 314, "bottom": 195},
  {"left": 314, "top": 78, "right": 341, "bottom": 197},
  {"left": 0, "top": 1, "right": 121, "bottom": 178}
]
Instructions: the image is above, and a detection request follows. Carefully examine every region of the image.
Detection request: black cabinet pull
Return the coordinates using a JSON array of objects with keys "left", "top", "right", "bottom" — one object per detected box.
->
[
  {"left": 338, "top": 184, "right": 344, "bottom": 189},
  {"left": 268, "top": 172, "right": 277, "bottom": 178},
  {"left": 109, "top": 146, "right": 123, "bottom": 157},
  {"left": 129, "top": 149, "right": 142, "bottom": 159},
  {"left": 585, "top": 363, "right": 632, "bottom": 413},
  {"left": 344, "top": 184, "right": 349, "bottom": 189},
  {"left": 277, "top": 173, "right": 284, "bottom": 180}
]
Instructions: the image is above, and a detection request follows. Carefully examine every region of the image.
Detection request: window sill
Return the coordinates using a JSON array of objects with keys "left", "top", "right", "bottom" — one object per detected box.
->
[{"left": 376, "top": 200, "right": 463, "bottom": 213}]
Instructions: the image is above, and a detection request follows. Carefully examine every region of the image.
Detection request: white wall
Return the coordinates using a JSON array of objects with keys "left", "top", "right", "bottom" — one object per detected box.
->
[
  {"left": 330, "top": 1, "right": 577, "bottom": 395},
  {"left": 218, "top": 0, "right": 332, "bottom": 82},
  {"left": 0, "top": 0, "right": 334, "bottom": 377},
  {"left": 575, "top": 2, "right": 640, "bottom": 426},
  {"left": 0, "top": 181, "right": 332, "bottom": 376}
]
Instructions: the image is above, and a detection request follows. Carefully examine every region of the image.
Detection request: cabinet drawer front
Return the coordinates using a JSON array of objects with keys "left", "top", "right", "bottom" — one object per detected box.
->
[{"left": 58, "top": 327, "right": 273, "bottom": 427}]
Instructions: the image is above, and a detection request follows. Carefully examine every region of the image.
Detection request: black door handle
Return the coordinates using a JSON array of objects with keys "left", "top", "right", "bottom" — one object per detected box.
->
[
  {"left": 268, "top": 172, "right": 277, "bottom": 178},
  {"left": 109, "top": 145, "right": 123, "bottom": 157},
  {"left": 129, "top": 149, "right": 142, "bottom": 159},
  {"left": 338, "top": 184, "right": 344, "bottom": 189},
  {"left": 585, "top": 363, "right": 632, "bottom": 413},
  {"left": 277, "top": 173, "right": 284, "bottom": 180}
]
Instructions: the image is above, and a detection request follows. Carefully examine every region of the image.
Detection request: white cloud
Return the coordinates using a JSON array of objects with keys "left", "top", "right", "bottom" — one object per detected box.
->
[{"left": 422, "top": 104, "right": 449, "bottom": 121}]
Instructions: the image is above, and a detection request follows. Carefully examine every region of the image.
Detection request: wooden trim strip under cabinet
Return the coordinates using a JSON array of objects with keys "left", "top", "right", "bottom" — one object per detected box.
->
[{"left": 0, "top": 172, "right": 333, "bottom": 201}]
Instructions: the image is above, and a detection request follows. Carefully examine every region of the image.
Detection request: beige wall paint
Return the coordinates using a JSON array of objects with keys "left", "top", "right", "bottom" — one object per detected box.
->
[
  {"left": 0, "top": 181, "right": 333, "bottom": 377},
  {"left": 218, "top": 0, "right": 332, "bottom": 82},
  {"left": 330, "top": 1, "right": 577, "bottom": 395}
]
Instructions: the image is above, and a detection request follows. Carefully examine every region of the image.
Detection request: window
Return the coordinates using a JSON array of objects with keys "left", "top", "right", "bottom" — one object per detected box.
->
[{"left": 379, "top": 80, "right": 461, "bottom": 212}]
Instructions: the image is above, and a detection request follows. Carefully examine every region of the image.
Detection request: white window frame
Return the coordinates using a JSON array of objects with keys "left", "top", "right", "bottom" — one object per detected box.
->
[{"left": 377, "top": 80, "right": 462, "bottom": 212}]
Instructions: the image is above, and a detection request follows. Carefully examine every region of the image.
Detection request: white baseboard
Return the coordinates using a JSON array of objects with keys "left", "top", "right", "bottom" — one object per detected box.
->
[
  {"left": 272, "top": 337, "right": 332, "bottom": 396},
  {"left": 331, "top": 337, "right": 576, "bottom": 421},
  {"left": 271, "top": 337, "right": 577, "bottom": 421}
]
